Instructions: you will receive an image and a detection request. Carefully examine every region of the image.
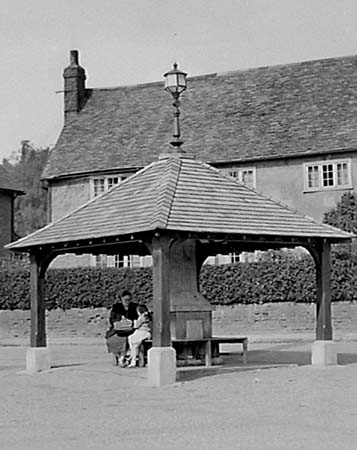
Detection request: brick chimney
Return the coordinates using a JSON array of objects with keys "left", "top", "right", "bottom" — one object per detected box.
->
[{"left": 63, "top": 50, "right": 86, "bottom": 115}]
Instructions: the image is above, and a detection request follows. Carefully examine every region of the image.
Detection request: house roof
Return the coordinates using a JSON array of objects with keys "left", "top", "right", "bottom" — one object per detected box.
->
[
  {"left": 0, "top": 166, "right": 24, "bottom": 193},
  {"left": 43, "top": 54, "right": 357, "bottom": 180},
  {"left": 9, "top": 152, "right": 352, "bottom": 252}
]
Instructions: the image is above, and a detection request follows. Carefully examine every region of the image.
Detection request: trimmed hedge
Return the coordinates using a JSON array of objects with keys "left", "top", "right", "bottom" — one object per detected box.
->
[{"left": 1, "top": 248, "right": 357, "bottom": 310}]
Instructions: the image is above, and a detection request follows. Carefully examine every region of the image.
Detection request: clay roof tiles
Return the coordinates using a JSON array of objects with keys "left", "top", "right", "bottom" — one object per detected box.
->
[
  {"left": 8, "top": 153, "right": 352, "bottom": 251},
  {"left": 43, "top": 55, "right": 357, "bottom": 180}
]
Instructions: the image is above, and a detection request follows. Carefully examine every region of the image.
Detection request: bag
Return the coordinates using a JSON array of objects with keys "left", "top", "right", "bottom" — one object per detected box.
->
[{"left": 113, "top": 318, "right": 133, "bottom": 333}]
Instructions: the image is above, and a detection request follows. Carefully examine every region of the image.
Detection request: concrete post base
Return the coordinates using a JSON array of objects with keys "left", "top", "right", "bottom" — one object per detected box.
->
[
  {"left": 26, "top": 347, "right": 51, "bottom": 373},
  {"left": 311, "top": 340, "right": 337, "bottom": 366},
  {"left": 147, "top": 346, "right": 176, "bottom": 386}
]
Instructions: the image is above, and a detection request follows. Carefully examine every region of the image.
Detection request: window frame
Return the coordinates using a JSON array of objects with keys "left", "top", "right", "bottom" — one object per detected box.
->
[
  {"left": 90, "top": 174, "right": 128, "bottom": 199},
  {"left": 221, "top": 167, "right": 256, "bottom": 189},
  {"left": 303, "top": 159, "right": 352, "bottom": 192}
]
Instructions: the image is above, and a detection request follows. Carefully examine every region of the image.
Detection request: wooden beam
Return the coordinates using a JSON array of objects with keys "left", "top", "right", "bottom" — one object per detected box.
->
[
  {"left": 29, "top": 252, "right": 55, "bottom": 347},
  {"left": 306, "top": 241, "right": 333, "bottom": 340},
  {"left": 151, "top": 234, "right": 172, "bottom": 347}
]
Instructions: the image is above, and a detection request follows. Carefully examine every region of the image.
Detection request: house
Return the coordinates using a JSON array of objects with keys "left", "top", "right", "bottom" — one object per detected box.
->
[
  {"left": 0, "top": 166, "right": 24, "bottom": 257},
  {"left": 43, "top": 50, "right": 357, "bottom": 267}
]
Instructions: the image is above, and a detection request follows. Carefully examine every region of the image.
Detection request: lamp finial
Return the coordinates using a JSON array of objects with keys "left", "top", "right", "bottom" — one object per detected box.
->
[{"left": 163, "top": 63, "right": 187, "bottom": 151}]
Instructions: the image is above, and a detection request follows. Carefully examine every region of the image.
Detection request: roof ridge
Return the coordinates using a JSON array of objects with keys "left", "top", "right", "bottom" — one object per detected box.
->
[
  {"left": 213, "top": 54, "right": 357, "bottom": 78},
  {"left": 84, "top": 54, "right": 357, "bottom": 92},
  {"left": 150, "top": 156, "right": 182, "bottom": 229}
]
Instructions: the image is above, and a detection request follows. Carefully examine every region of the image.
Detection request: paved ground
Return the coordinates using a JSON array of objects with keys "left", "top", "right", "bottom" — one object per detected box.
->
[{"left": 1, "top": 337, "right": 357, "bottom": 450}]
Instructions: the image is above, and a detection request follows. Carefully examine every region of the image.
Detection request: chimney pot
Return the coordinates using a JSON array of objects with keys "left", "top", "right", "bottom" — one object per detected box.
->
[{"left": 70, "top": 50, "right": 79, "bottom": 65}]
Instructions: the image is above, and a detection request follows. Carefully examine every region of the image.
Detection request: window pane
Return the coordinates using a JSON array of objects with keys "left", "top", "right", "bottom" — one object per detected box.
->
[
  {"left": 337, "top": 163, "right": 348, "bottom": 185},
  {"left": 322, "top": 164, "right": 334, "bottom": 186},
  {"left": 93, "top": 178, "right": 105, "bottom": 197},
  {"left": 228, "top": 170, "right": 238, "bottom": 178},
  {"left": 241, "top": 170, "right": 254, "bottom": 188},
  {"left": 307, "top": 165, "right": 319, "bottom": 188},
  {"left": 95, "top": 254, "right": 107, "bottom": 267},
  {"left": 114, "top": 254, "right": 124, "bottom": 268},
  {"left": 108, "top": 177, "right": 119, "bottom": 190}
]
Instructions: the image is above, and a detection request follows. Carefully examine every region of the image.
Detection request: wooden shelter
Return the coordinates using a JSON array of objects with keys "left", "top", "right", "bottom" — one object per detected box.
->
[{"left": 6, "top": 150, "right": 353, "bottom": 385}]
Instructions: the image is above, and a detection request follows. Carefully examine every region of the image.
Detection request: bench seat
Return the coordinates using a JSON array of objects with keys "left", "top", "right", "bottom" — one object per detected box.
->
[{"left": 139, "top": 336, "right": 248, "bottom": 367}]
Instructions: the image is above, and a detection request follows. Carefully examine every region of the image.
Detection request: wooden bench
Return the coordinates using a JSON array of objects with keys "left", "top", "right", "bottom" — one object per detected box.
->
[{"left": 139, "top": 336, "right": 248, "bottom": 367}]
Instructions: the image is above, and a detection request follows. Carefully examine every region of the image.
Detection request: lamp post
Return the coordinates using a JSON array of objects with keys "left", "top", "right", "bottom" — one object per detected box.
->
[{"left": 164, "top": 63, "right": 187, "bottom": 149}]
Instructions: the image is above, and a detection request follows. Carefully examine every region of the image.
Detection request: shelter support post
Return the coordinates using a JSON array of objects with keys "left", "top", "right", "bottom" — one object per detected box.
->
[
  {"left": 26, "top": 252, "right": 54, "bottom": 373},
  {"left": 148, "top": 235, "right": 176, "bottom": 386},
  {"left": 307, "top": 240, "right": 337, "bottom": 366}
]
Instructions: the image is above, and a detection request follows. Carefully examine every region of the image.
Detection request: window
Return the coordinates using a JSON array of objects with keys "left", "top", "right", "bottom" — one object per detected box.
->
[
  {"left": 304, "top": 159, "right": 352, "bottom": 191},
  {"left": 93, "top": 178, "right": 105, "bottom": 197},
  {"left": 107, "top": 177, "right": 119, "bottom": 190},
  {"left": 91, "top": 175, "right": 127, "bottom": 198},
  {"left": 95, "top": 254, "right": 107, "bottom": 267},
  {"left": 99, "top": 254, "right": 141, "bottom": 268},
  {"left": 222, "top": 167, "right": 256, "bottom": 189}
]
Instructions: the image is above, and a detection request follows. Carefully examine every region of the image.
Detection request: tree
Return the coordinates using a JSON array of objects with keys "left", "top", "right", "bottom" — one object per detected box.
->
[
  {"left": 1, "top": 141, "right": 49, "bottom": 237},
  {"left": 323, "top": 192, "right": 357, "bottom": 259},
  {"left": 323, "top": 192, "right": 357, "bottom": 234}
]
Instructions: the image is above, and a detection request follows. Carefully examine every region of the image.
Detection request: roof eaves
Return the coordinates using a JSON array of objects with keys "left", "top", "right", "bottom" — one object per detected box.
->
[
  {"left": 210, "top": 147, "right": 357, "bottom": 167},
  {"left": 0, "top": 187, "right": 25, "bottom": 195},
  {"left": 41, "top": 165, "right": 144, "bottom": 182}
]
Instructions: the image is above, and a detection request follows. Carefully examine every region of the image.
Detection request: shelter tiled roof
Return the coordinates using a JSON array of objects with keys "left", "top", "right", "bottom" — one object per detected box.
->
[
  {"left": 43, "top": 55, "right": 357, "bottom": 180},
  {"left": 9, "top": 153, "right": 352, "bottom": 251}
]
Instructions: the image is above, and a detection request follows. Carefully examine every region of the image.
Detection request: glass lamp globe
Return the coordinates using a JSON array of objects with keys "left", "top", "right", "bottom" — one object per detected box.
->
[{"left": 164, "top": 63, "right": 187, "bottom": 96}]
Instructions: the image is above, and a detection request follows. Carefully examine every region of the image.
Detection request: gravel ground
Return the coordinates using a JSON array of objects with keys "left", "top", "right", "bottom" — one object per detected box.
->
[{"left": 1, "top": 339, "right": 357, "bottom": 450}]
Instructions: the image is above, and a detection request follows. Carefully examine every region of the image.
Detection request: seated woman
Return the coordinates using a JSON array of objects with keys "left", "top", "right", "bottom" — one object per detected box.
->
[{"left": 105, "top": 290, "right": 138, "bottom": 367}]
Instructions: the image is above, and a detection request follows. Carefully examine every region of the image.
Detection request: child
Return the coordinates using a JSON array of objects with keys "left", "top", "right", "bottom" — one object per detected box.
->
[{"left": 128, "top": 305, "right": 152, "bottom": 368}]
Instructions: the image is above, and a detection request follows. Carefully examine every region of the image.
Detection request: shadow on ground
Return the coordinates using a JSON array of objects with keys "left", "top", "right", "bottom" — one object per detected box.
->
[
  {"left": 51, "top": 363, "right": 87, "bottom": 369},
  {"left": 177, "top": 345, "right": 357, "bottom": 382}
]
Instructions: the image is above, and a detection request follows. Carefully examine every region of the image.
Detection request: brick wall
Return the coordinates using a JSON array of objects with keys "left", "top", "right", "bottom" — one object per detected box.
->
[{"left": 213, "top": 303, "right": 357, "bottom": 337}]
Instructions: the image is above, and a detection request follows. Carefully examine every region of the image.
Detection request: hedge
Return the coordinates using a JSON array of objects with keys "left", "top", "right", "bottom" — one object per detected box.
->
[{"left": 1, "top": 248, "right": 357, "bottom": 310}]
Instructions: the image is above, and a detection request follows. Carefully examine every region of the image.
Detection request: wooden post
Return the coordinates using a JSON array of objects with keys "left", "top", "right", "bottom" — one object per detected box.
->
[
  {"left": 29, "top": 252, "right": 53, "bottom": 347},
  {"left": 308, "top": 240, "right": 333, "bottom": 341},
  {"left": 151, "top": 234, "right": 171, "bottom": 347},
  {"left": 316, "top": 240, "right": 333, "bottom": 340}
]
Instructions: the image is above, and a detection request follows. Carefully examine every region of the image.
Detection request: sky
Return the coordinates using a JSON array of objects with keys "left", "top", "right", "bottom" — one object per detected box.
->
[{"left": 1, "top": 0, "right": 357, "bottom": 162}]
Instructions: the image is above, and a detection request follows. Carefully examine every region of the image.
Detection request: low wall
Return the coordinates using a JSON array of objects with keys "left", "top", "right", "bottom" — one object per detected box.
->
[
  {"left": 0, "top": 302, "right": 356, "bottom": 341},
  {"left": 213, "top": 302, "right": 357, "bottom": 333}
]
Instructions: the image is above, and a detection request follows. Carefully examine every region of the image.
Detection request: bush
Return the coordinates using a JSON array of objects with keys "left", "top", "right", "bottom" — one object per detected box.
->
[{"left": 1, "top": 248, "right": 357, "bottom": 310}]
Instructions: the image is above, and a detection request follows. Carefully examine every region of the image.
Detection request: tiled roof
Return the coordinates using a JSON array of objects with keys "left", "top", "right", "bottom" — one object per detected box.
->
[
  {"left": 9, "top": 153, "right": 352, "bottom": 251},
  {"left": 43, "top": 55, "right": 357, "bottom": 180},
  {"left": 0, "top": 166, "right": 24, "bottom": 193}
]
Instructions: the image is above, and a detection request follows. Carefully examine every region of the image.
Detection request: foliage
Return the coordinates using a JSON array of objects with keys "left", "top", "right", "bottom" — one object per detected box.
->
[
  {"left": 1, "top": 249, "right": 357, "bottom": 310},
  {"left": 1, "top": 141, "right": 49, "bottom": 237},
  {"left": 323, "top": 192, "right": 357, "bottom": 234},
  {"left": 199, "top": 256, "right": 316, "bottom": 305}
]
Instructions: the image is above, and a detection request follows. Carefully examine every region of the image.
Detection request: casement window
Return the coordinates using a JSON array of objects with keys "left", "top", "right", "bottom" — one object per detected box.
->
[
  {"left": 94, "top": 254, "right": 140, "bottom": 268},
  {"left": 91, "top": 175, "right": 128, "bottom": 198},
  {"left": 222, "top": 167, "right": 256, "bottom": 189},
  {"left": 304, "top": 159, "right": 352, "bottom": 191}
]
